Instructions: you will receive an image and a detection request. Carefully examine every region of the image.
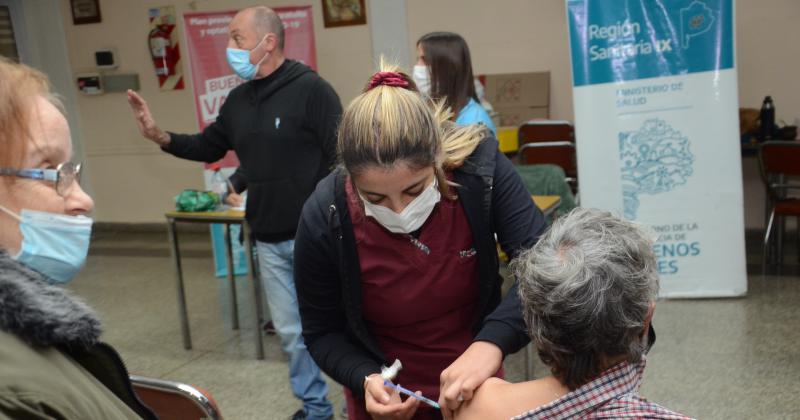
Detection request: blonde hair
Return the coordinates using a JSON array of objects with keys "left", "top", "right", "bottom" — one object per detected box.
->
[
  {"left": 337, "top": 59, "right": 487, "bottom": 199},
  {"left": 0, "top": 57, "right": 62, "bottom": 170}
]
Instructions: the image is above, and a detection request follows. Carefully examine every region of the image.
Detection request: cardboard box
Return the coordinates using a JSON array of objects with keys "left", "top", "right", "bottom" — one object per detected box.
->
[
  {"left": 481, "top": 71, "right": 550, "bottom": 128},
  {"left": 483, "top": 71, "right": 549, "bottom": 108}
]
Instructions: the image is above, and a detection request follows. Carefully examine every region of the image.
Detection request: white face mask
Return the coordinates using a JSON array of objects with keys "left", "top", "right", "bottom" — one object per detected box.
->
[
  {"left": 360, "top": 178, "right": 441, "bottom": 234},
  {"left": 412, "top": 65, "right": 431, "bottom": 97}
]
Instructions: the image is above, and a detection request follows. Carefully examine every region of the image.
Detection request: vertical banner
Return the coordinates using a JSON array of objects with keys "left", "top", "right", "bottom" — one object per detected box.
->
[
  {"left": 148, "top": 6, "right": 185, "bottom": 90},
  {"left": 567, "top": 0, "right": 746, "bottom": 297},
  {"left": 183, "top": 6, "right": 317, "bottom": 277}
]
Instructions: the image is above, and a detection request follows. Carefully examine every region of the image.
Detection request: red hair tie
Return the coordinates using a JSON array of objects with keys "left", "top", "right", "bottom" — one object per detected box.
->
[{"left": 367, "top": 71, "right": 410, "bottom": 91}]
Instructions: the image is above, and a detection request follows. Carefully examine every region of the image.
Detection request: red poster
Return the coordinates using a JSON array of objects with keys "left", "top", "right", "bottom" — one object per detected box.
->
[
  {"left": 279, "top": 6, "right": 318, "bottom": 70},
  {"left": 183, "top": 7, "right": 317, "bottom": 167}
]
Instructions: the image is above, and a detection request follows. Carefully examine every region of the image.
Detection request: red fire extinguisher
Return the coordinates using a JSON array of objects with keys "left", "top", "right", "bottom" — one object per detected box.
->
[{"left": 148, "top": 24, "right": 173, "bottom": 77}]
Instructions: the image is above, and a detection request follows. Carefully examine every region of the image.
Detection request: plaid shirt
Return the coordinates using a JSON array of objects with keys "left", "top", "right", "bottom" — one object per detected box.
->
[{"left": 512, "top": 358, "right": 693, "bottom": 419}]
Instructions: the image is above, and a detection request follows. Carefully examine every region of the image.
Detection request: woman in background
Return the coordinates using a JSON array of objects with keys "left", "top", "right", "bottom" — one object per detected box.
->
[{"left": 414, "top": 32, "right": 496, "bottom": 135}]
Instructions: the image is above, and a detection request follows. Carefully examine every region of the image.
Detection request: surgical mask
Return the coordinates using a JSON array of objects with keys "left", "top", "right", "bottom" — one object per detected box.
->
[
  {"left": 360, "top": 179, "right": 441, "bottom": 234},
  {"left": 0, "top": 204, "right": 93, "bottom": 284},
  {"left": 413, "top": 65, "right": 431, "bottom": 97},
  {"left": 226, "top": 35, "right": 269, "bottom": 80}
]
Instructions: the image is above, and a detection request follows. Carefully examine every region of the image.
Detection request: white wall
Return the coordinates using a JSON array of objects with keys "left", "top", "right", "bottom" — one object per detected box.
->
[
  {"left": 408, "top": 0, "right": 798, "bottom": 230},
  {"left": 34, "top": 0, "right": 800, "bottom": 225},
  {"left": 737, "top": 0, "right": 800, "bottom": 124},
  {"left": 407, "top": 0, "right": 574, "bottom": 121},
  {"left": 369, "top": 0, "right": 410, "bottom": 65},
  {"left": 17, "top": 0, "right": 92, "bottom": 198},
  {"left": 54, "top": 0, "right": 373, "bottom": 223}
]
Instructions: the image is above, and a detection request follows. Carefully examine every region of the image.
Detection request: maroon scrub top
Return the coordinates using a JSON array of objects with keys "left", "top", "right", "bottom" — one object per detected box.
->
[{"left": 343, "top": 178, "right": 481, "bottom": 420}]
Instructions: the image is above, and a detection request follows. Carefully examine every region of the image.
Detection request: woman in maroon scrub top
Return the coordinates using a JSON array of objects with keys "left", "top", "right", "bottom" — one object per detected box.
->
[{"left": 295, "top": 62, "right": 546, "bottom": 420}]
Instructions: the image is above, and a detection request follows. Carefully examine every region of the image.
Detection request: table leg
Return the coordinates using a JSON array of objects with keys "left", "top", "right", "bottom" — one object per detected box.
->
[
  {"left": 167, "top": 218, "right": 192, "bottom": 350},
  {"left": 243, "top": 222, "right": 265, "bottom": 360},
  {"left": 764, "top": 199, "right": 772, "bottom": 267},
  {"left": 777, "top": 215, "right": 785, "bottom": 270},
  {"left": 776, "top": 174, "right": 787, "bottom": 268},
  {"left": 524, "top": 341, "right": 534, "bottom": 380},
  {"left": 224, "top": 224, "right": 240, "bottom": 330}
]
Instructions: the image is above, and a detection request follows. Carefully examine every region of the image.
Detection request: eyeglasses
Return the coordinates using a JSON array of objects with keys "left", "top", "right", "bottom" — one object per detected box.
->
[{"left": 0, "top": 162, "right": 82, "bottom": 197}]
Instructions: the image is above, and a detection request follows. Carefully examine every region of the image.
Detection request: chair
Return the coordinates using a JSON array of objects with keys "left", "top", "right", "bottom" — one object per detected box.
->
[
  {"left": 514, "top": 164, "right": 577, "bottom": 220},
  {"left": 517, "top": 120, "right": 578, "bottom": 191},
  {"left": 130, "top": 375, "right": 223, "bottom": 420},
  {"left": 758, "top": 141, "right": 800, "bottom": 274}
]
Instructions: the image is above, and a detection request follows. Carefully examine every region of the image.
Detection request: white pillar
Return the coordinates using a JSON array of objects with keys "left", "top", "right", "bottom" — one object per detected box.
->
[{"left": 368, "top": 0, "right": 411, "bottom": 68}]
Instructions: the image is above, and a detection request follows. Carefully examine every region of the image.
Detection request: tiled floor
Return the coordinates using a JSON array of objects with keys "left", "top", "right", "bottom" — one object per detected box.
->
[{"left": 68, "top": 228, "right": 800, "bottom": 419}]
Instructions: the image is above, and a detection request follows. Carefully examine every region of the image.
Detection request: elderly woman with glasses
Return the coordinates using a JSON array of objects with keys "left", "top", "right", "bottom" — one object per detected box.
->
[
  {"left": 455, "top": 208, "right": 692, "bottom": 420},
  {"left": 0, "top": 58, "right": 155, "bottom": 418}
]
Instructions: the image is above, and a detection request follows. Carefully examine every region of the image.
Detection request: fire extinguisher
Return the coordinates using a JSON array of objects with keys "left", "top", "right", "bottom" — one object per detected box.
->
[{"left": 148, "top": 24, "right": 173, "bottom": 77}]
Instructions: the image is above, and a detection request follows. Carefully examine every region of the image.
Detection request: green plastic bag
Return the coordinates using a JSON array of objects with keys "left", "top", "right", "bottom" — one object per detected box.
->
[{"left": 174, "top": 189, "right": 220, "bottom": 212}]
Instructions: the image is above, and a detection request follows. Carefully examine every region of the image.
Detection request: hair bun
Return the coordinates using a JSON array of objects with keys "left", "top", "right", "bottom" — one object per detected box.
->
[{"left": 366, "top": 71, "right": 410, "bottom": 91}]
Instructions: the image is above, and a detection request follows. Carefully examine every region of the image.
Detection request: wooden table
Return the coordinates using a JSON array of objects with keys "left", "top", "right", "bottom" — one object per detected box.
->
[
  {"left": 165, "top": 209, "right": 266, "bottom": 360},
  {"left": 532, "top": 195, "right": 562, "bottom": 217}
]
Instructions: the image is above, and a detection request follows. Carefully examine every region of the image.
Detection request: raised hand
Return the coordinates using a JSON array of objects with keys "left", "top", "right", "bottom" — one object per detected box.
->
[{"left": 126, "top": 89, "right": 170, "bottom": 146}]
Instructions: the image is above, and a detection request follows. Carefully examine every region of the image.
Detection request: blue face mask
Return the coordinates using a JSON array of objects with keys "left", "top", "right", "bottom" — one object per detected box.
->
[
  {"left": 226, "top": 34, "right": 269, "bottom": 80},
  {"left": 0, "top": 205, "right": 93, "bottom": 284}
]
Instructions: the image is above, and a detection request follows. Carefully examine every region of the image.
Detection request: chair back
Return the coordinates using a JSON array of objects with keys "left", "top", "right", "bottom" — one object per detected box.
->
[
  {"left": 759, "top": 141, "right": 800, "bottom": 178},
  {"left": 759, "top": 141, "right": 800, "bottom": 204},
  {"left": 518, "top": 120, "right": 577, "bottom": 177},
  {"left": 131, "top": 375, "right": 223, "bottom": 420}
]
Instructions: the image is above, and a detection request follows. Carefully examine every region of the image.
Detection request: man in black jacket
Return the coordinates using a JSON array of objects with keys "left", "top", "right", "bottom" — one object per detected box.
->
[{"left": 126, "top": 6, "right": 338, "bottom": 420}]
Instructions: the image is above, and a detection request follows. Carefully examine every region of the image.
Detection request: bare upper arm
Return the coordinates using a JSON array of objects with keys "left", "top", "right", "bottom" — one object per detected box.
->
[
  {"left": 455, "top": 377, "right": 563, "bottom": 420},
  {"left": 455, "top": 377, "right": 513, "bottom": 420}
]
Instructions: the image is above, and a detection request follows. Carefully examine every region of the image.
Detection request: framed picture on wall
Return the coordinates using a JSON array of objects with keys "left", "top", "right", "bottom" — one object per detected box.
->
[
  {"left": 70, "top": 0, "right": 102, "bottom": 25},
  {"left": 321, "top": 0, "right": 366, "bottom": 28}
]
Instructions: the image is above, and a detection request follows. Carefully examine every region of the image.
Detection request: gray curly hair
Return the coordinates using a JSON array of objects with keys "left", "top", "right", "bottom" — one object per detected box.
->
[{"left": 511, "top": 207, "right": 659, "bottom": 390}]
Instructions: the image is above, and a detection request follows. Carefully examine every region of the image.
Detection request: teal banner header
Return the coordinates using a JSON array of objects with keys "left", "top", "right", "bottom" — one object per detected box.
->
[{"left": 567, "top": 0, "right": 734, "bottom": 86}]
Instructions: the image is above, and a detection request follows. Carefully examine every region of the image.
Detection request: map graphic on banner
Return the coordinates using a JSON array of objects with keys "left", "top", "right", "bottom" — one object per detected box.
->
[
  {"left": 182, "top": 7, "right": 317, "bottom": 277},
  {"left": 620, "top": 119, "right": 695, "bottom": 219},
  {"left": 680, "top": 1, "right": 715, "bottom": 48},
  {"left": 567, "top": 0, "right": 746, "bottom": 297}
]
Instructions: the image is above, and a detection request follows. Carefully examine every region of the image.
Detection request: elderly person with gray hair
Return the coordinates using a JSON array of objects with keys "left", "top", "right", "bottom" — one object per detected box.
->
[{"left": 455, "top": 208, "right": 692, "bottom": 419}]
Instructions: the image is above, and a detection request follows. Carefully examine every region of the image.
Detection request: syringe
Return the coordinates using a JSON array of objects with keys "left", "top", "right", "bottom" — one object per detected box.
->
[{"left": 383, "top": 380, "right": 441, "bottom": 410}]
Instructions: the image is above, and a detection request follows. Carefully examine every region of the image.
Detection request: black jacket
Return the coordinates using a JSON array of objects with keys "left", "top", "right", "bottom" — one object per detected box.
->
[
  {"left": 295, "top": 138, "right": 547, "bottom": 396},
  {"left": 165, "top": 60, "right": 342, "bottom": 242}
]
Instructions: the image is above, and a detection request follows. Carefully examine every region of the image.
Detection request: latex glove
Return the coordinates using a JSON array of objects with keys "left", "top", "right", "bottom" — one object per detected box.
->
[
  {"left": 126, "top": 90, "right": 170, "bottom": 146},
  {"left": 438, "top": 341, "right": 503, "bottom": 420},
  {"left": 364, "top": 374, "right": 420, "bottom": 420}
]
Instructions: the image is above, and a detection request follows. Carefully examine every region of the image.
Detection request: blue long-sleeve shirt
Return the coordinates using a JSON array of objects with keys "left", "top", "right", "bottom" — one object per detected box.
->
[{"left": 456, "top": 98, "right": 496, "bottom": 134}]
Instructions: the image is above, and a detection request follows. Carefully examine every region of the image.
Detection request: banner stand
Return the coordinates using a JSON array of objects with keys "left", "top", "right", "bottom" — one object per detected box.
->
[{"left": 566, "top": 0, "right": 746, "bottom": 297}]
